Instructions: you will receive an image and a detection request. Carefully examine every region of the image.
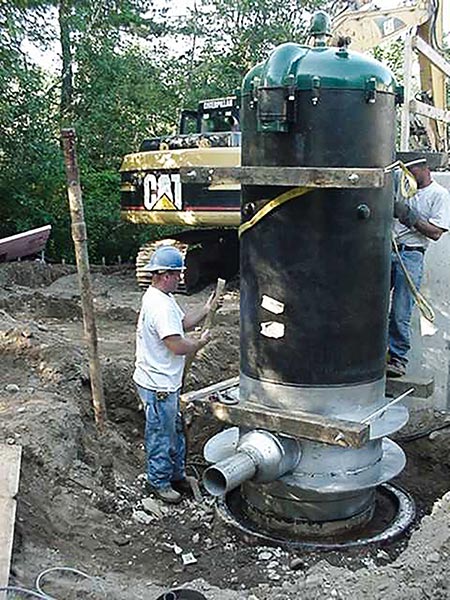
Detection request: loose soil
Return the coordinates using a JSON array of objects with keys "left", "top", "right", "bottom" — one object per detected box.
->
[{"left": 1, "top": 262, "right": 449, "bottom": 600}]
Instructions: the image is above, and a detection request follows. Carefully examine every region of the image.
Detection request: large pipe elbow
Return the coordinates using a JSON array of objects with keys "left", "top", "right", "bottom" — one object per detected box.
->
[
  {"left": 203, "top": 452, "right": 257, "bottom": 497},
  {"left": 203, "top": 430, "right": 301, "bottom": 497}
]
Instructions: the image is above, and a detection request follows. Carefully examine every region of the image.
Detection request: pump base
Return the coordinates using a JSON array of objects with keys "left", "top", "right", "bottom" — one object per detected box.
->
[{"left": 216, "top": 483, "right": 415, "bottom": 550}]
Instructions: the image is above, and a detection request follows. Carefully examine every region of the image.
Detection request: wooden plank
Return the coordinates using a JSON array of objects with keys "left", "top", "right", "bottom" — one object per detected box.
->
[
  {"left": 413, "top": 35, "right": 450, "bottom": 79},
  {"left": 209, "top": 403, "right": 369, "bottom": 448},
  {"left": 0, "top": 445, "right": 22, "bottom": 593},
  {"left": 409, "top": 99, "right": 450, "bottom": 124},
  {"left": 182, "top": 378, "right": 369, "bottom": 447},
  {"left": 0, "top": 446, "right": 21, "bottom": 500},
  {"left": 180, "top": 166, "right": 385, "bottom": 189},
  {"left": 386, "top": 376, "right": 434, "bottom": 399}
]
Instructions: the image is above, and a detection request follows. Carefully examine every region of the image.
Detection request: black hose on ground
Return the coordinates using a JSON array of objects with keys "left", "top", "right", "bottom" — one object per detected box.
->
[{"left": 396, "top": 422, "right": 450, "bottom": 443}]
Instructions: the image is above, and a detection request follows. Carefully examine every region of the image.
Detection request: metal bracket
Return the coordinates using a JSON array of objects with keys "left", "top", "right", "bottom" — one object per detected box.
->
[{"left": 180, "top": 166, "right": 385, "bottom": 188}]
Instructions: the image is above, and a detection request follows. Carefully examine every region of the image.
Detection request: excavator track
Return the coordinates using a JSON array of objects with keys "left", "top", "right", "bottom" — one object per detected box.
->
[
  {"left": 136, "top": 230, "right": 239, "bottom": 294},
  {"left": 136, "top": 240, "right": 189, "bottom": 293}
]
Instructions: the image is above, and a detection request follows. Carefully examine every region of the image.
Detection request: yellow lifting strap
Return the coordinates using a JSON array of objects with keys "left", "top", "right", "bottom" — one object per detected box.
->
[
  {"left": 384, "top": 160, "right": 418, "bottom": 199},
  {"left": 386, "top": 161, "right": 434, "bottom": 322},
  {"left": 239, "top": 187, "right": 311, "bottom": 237}
]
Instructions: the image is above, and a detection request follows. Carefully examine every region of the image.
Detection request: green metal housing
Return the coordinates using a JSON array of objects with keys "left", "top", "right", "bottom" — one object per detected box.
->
[{"left": 242, "top": 43, "right": 398, "bottom": 133}]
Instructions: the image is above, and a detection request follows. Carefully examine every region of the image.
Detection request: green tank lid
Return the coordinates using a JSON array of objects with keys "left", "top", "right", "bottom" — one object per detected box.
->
[{"left": 242, "top": 42, "right": 397, "bottom": 95}]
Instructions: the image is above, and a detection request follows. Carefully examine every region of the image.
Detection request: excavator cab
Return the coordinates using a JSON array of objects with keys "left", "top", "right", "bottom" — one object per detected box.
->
[{"left": 180, "top": 96, "right": 240, "bottom": 136}]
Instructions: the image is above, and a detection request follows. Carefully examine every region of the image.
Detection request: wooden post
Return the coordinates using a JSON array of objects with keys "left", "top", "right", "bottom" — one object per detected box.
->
[{"left": 61, "top": 128, "right": 107, "bottom": 431}]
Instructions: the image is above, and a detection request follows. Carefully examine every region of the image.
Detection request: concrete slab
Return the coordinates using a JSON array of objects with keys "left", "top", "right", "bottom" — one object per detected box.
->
[
  {"left": 386, "top": 375, "right": 434, "bottom": 399},
  {"left": 407, "top": 172, "right": 450, "bottom": 411}
]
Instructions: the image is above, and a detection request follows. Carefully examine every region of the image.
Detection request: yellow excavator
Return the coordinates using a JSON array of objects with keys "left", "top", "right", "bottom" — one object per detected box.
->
[
  {"left": 119, "top": 0, "right": 448, "bottom": 291},
  {"left": 120, "top": 97, "right": 241, "bottom": 291}
]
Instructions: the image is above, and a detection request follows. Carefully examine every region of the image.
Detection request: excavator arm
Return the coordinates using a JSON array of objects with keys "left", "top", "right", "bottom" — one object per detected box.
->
[
  {"left": 331, "top": 0, "right": 434, "bottom": 52},
  {"left": 332, "top": 0, "right": 448, "bottom": 152}
]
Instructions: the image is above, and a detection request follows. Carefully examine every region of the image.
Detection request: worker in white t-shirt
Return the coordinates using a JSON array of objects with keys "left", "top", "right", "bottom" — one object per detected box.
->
[
  {"left": 388, "top": 158, "right": 450, "bottom": 377},
  {"left": 133, "top": 246, "right": 212, "bottom": 503}
]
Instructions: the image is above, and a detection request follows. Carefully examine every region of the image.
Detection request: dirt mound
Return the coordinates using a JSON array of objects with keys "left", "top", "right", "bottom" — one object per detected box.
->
[
  {"left": 0, "top": 262, "right": 75, "bottom": 287},
  {"left": 0, "top": 265, "right": 246, "bottom": 598}
]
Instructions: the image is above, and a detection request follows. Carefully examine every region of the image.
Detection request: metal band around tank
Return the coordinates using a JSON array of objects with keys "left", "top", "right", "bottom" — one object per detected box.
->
[
  {"left": 243, "top": 479, "right": 376, "bottom": 523},
  {"left": 282, "top": 437, "right": 406, "bottom": 493},
  {"left": 240, "top": 372, "right": 386, "bottom": 421}
]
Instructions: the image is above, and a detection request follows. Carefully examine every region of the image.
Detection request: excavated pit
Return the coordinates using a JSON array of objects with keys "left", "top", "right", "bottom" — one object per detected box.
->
[{"left": 1, "top": 263, "right": 450, "bottom": 599}]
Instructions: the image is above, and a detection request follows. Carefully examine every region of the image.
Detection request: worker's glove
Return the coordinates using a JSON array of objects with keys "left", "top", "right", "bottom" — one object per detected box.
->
[{"left": 394, "top": 201, "right": 419, "bottom": 228}]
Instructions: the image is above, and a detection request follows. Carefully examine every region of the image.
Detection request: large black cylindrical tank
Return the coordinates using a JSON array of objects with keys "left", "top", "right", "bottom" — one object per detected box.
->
[{"left": 240, "top": 44, "right": 397, "bottom": 387}]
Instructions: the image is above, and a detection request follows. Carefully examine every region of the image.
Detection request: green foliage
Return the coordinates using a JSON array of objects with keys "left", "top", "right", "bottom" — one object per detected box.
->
[
  {"left": 80, "top": 169, "right": 155, "bottom": 264},
  {"left": 73, "top": 45, "right": 180, "bottom": 169},
  {"left": 0, "top": 0, "right": 334, "bottom": 264},
  {"left": 372, "top": 40, "right": 405, "bottom": 84},
  {"left": 174, "top": 0, "right": 329, "bottom": 108}
]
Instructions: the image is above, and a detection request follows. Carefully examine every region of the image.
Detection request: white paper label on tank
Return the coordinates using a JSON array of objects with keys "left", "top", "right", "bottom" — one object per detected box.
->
[
  {"left": 261, "top": 295, "right": 285, "bottom": 315},
  {"left": 260, "top": 321, "right": 285, "bottom": 339}
]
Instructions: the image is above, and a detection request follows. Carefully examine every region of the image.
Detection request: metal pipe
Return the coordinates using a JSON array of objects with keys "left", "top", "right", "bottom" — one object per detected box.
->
[
  {"left": 203, "top": 430, "right": 301, "bottom": 496},
  {"left": 362, "top": 388, "right": 414, "bottom": 424},
  {"left": 204, "top": 452, "right": 257, "bottom": 496}
]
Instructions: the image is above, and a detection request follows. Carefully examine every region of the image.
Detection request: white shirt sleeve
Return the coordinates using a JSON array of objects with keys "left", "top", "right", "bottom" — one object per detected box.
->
[
  {"left": 152, "top": 297, "right": 184, "bottom": 341},
  {"left": 429, "top": 188, "right": 450, "bottom": 231}
]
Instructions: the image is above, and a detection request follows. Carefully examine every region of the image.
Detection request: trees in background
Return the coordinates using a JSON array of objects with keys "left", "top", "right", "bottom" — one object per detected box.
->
[
  {"left": 0, "top": 1, "right": 65, "bottom": 254},
  {"left": 176, "top": 0, "right": 325, "bottom": 107},
  {"left": 0, "top": 0, "right": 329, "bottom": 263}
]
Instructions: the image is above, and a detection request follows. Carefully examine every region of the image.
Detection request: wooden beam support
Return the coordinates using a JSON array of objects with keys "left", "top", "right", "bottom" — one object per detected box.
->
[
  {"left": 409, "top": 99, "right": 450, "bottom": 124},
  {"left": 208, "top": 402, "right": 370, "bottom": 448},
  {"left": 182, "top": 379, "right": 369, "bottom": 448},
  {"left": 180, "top": 166, "right": 385, "bottom": 189},
  {"left": 412, "top": 35, "right": 450, "bottom": 79},
  {"left": 0, "top": 445, "right": 22, "bottom": 595}
]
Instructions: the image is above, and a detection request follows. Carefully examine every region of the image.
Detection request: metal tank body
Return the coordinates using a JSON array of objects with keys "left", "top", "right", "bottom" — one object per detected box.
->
[{"left": 237, "top": 42, "right": 407, "bottom": 532}]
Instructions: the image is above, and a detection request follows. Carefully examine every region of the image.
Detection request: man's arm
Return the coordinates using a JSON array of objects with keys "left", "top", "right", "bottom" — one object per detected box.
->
[
  {"left": 413, "top": 218, "right": 446, "bottom": 241},
  {"left": 163, "top": 330, "right": 211, "bottom": 356},
  {"left": 183, "top": 305, "right": 208, "bottom": 332},
  {"left": 394, "top": 201, "right": 447, "bottom": 241}
]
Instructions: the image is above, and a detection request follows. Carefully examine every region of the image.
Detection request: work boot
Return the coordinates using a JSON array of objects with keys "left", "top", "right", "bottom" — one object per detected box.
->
[
  {"left": 386, "top": 357, "right": 406, "bottom": 378},
  {"left": 171, "top": 478, "right": 193, "bottom": 496},
  {"left": 153, "top": 485, "right": 182, "bottom": 504}
]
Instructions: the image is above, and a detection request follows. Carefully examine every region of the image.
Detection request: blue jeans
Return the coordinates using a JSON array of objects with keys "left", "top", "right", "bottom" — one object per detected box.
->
[
  {"left": 135, "top": 384, "right": 186, "bottom": 489},
  {"left": 388, "top": 249, "right": 424, "bottom": 365}
]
